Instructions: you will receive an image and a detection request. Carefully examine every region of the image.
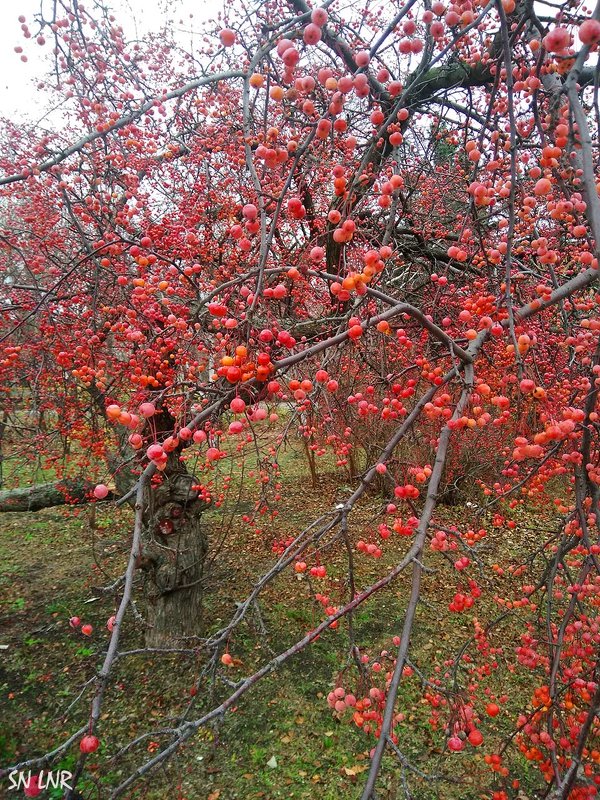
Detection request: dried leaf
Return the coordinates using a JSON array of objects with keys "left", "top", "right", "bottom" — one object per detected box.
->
[{"left": 343, "top": 764, "right": 369, "bottom": 776}]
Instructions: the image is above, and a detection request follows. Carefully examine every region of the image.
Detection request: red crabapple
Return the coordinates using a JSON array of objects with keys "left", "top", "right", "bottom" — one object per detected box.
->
[
  {"left": 219, "top": 28, "right": 236, "bottom": 47},
  {"left": 579, "top": 18, "right": 600, "bottom": 45},
  {"left": 80, "top": 735, "right": 100, "bottom": 753},
  {"left": 311, "top": 7, "right": 328, "bottom": 26}
]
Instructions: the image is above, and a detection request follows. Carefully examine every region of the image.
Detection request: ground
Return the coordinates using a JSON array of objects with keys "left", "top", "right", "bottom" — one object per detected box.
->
[{"left": 0, "top": 440, "right": 550, "bottom": 799}]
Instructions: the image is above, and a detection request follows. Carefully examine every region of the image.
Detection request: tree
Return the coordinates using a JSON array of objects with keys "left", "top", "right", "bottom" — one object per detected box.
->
[{"left": 0, "top": 0, "right": 599, "bottom": 798}]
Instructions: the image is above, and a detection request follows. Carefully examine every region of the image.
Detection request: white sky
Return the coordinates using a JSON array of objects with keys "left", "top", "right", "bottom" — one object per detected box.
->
[
  {"left": 1, "top": 2, "right": 585, "bottom": 124},
  {"left": 0, "top": 0, "right": 224, "bottom": 121}
]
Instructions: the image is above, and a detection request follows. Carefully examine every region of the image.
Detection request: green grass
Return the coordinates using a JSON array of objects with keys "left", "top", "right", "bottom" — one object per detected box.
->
[{"left": 0, "top": 435, "right": 562, "bottom": 800}]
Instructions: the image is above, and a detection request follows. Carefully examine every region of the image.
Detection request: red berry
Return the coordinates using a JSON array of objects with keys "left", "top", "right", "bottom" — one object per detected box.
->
[
  {"left": 447, "top": 736, "right": 464, "bottom": 752},
  {"left": 468, "top": 729, "right": 484, "bottom": 746},
  {"left": 24, "top": 775, "right": 42, "bottom": 798},
  {"left": 219, "top": 28, "right": 236, "bottom": 47},
  {"left": 230, "top": 397, "right": 246, "bottom": 414},
  {"left": 579, "top": 18, "right": 600, "bottom": 45},
  {"left": 80, "top": 734, "right": 100, "bottom": 753}
]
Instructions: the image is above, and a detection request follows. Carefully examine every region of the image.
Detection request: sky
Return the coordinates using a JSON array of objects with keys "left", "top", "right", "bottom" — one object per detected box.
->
[{"left": 0, "top": 0, "right": 224, "bottom": 122}]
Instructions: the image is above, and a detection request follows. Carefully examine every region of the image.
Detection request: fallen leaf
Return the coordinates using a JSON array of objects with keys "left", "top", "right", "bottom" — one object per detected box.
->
[{"left": 342, "top": 764, "right": 369, "bottom": 776}]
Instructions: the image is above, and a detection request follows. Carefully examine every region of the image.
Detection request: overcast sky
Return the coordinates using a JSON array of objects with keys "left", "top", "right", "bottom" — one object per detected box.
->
[{"left": 0, "top": 0, "right": 224, "bottom": 122}]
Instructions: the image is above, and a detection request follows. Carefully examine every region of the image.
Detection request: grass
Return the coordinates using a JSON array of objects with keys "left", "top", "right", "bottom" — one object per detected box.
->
[{"left": 0, "top": 436, "right": 560, "bottom": 799}]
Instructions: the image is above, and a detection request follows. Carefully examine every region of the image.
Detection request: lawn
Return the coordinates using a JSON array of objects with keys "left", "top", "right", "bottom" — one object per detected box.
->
[{"left": 0, "top": 439, "right": 552, "bottom": 799}]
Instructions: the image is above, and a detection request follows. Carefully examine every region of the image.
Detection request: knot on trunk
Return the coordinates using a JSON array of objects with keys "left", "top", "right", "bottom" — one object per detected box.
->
[
  {"left": 141, "top": 472, "right": 207, "bottom": 645},
  {"left": 153, "top": 501, "right": 187, "bottom": 539},
  {"left": 144, "top": 501, "right": 207, "bottom": 597}
]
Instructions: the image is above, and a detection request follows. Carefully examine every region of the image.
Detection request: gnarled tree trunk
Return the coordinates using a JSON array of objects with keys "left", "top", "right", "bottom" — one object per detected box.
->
[{"left": 136, "top": 455, "right": 208, "bottom": 647}]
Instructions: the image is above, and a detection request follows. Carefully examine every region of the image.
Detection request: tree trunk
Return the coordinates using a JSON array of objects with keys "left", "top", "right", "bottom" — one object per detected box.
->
[
  {"left": 138, "top": 460, "right": 208, "bottom": 647},
  {"left": 0, "top": 479, "right": 97, "bottom": 512},
  {"left": 106, "top": 414, "right": 209, "bottom": 645},
  {"left": 303, "top": 437, "right": 318, "bottom": 489}
]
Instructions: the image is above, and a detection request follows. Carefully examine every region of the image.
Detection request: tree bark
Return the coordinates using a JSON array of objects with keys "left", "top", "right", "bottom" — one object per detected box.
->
[
  {"left": 137, "top": 457, "right": 208, "bottom": 647},
  {"left": 0, "top": 479, "right": 97, "bottom": 512}
]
